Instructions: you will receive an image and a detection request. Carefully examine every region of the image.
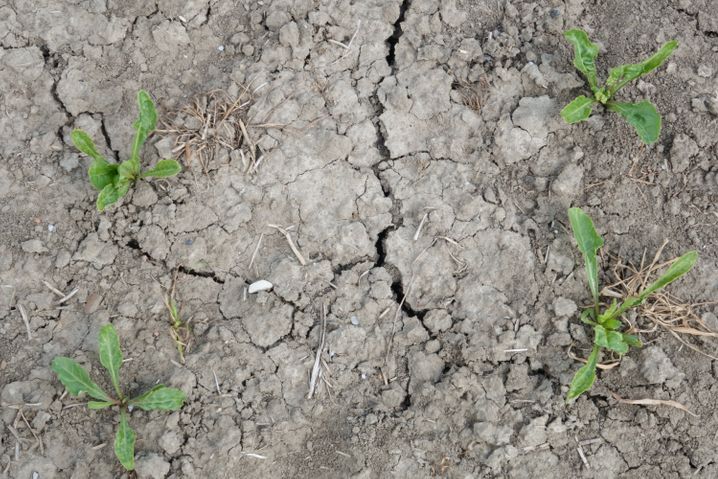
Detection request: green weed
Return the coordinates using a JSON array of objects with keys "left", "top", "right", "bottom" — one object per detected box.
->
[
  {"left": 71, "top": 90, "right": 182, "bottom": 212},
  {"left": 162, "top": 272, "right": 191, "bottom": 364},
  {"left": 561, "top": 29, "right": 677, "bottom": 144},
  {"left": 566, "top": 207, "right": 697, "bottom": 401},
  {"left": 51, "top": 324, "right": 185, "bottom": 471}
]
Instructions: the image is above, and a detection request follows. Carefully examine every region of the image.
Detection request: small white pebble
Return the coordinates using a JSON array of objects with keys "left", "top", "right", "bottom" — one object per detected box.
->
[
  {"left": 697, "top": 65, "right": 713, "bottom": 78},
  {"left": 350, "top": 315, "right": 359, "bottom": 326},
  {"left": 217, "top": 45, "right": 225, "bottom": 52},
  {"left": 48, "top": 224, "right": 56, "bottom": 233},
  {"left": 248, "top": 280, "right": 273, "bottom": 294}
]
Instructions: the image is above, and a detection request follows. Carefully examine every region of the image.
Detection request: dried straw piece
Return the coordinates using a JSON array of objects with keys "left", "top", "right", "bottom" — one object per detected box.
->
[{"left": 609, "top": 390, "right": 697, "bottom": 417}]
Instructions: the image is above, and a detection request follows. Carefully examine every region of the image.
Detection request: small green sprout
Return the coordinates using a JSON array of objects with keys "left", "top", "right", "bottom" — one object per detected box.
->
[
  {"left": 71, "top": 90, "right": 182, "bottom": 212},
  {"left": 51, "top": 324, "right": 185, "bottom": 471},
  {"left": 566, "top": 207, "right": 697, "bottom": 402},
  {"left": 561, "top": 29, "right": 678, "bottom": 144},
  {"left": 162, "top": 272, "right": 191, "bottom": 364}
]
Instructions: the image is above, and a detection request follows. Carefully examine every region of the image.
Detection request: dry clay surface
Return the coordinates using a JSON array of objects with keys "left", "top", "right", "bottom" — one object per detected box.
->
[{"left": 2, "top": 0, "right": 718, "bottom": 477}]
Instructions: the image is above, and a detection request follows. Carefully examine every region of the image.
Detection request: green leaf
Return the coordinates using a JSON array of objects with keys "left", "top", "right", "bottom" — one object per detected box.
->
[
  {"left": 607, "top": 100, "right": 662, "bottom": 144},
  {"left": 617, "top": 295, "right": 642, "bottom": 314},
  {"left": 114, "top": 411, "right": 135, "bottom": 471},
  {"left": 71, "top": 129, "right": 106, "bottom": 164},
  {"left": 579, "top": 309, "right": 596, "bottom": 325},
  {"left": 601, "top": 317, "right": 622, "bottom": 330},
  {"left": 568, "top": 207, "right": 604, "bottom": 306},
  {"left": 561, "top": 95, "right": 595, "bottom": 124},
  {"left": 96, "top": 180, "right": 131, "bottom": 212},
  {"left": 564, "top": 29, "right": 600, "bottom": 93},
  {"left": 639, "top": 250, "right": 698, "bottom": 301},
  {"left": 617, "top": 251, "right": 698, "bottom": 314},
  {"left": 622, "top": 333, "right": 642, "bottom": 348},
  {"left": 595, "top": 325, "right": 629, "bottom": 354},
  {"left": 88, "top": 160, "right": 118, "bottom": 191},
  {"left": 605, "top": 40, "right": 678, "bottom": 96},
  {"left": 129, "top": 385, "right": 186, "bottom": 411},
  {"left": 597, "top": 300, "right": 619, "bottom": 325},
  {"left": 98, "top": 324, "right": 123, "bottom": 399},
  {"left": 72, "top": 129, "right": 119, "bottom": 190},
  {"left": 141, "top": 159, "right": 182, "bottom": 178},
  {"left": 594, "top": 324, "right": 608, "bottom": 346},
  {"left": 606, "top": 331, "right": 628, "bottom": 354},
  {"left": 130, "top": 90, "right": 158, "bottom": 168},
  {"left": 88, "top": 401, "right": 114, "bottom": 410},
  {"left": 118, "top": 159, "right": 140, "bottom": 181},
  {"left": 567, "top": 345, "right": 599, "bottom": 402},
  {"left": 51, "top": 357, "right": 112, "bottom": 402}
]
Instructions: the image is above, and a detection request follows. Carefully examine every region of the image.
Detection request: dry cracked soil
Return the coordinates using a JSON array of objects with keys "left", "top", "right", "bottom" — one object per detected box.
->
[{"left": 2, "top": 0, "right": 718, "bottom": 478}]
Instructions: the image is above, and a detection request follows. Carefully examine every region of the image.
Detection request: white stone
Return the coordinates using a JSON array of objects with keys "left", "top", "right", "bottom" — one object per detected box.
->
[{"left": 248, "top": 279, "right": 273, "bottom": 294}]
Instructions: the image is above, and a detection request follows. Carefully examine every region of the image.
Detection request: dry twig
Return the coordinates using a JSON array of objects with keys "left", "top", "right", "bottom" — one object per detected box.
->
[
  {"left": 609, "top": 390, "right": 697, "bottom": 417},
  {"left": 267, "top": 224, "right": 306, "bottom": 266}
]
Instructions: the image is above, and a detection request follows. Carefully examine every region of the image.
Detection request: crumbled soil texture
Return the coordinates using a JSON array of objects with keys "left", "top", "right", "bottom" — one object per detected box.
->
[{"left": 2, "top": 0, "right": 718, "bottom": 478}]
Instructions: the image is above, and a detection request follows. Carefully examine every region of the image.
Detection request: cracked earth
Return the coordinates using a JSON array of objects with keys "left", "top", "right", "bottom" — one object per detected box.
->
[{"left": 2, "top": 0, "right": 718, "bottom": 477}]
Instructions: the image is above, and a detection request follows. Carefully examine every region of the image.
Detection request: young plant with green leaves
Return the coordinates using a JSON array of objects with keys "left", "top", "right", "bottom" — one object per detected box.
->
[
  {"left": 71, "top": 90, "right": 181, "bottom": 212},
  {"left": 561, "top": 29, "right": 678, "bottom": 144},
  {"left": 51, "top": 324, "right": 185, "bottom": 471},
  {"left": 565, "top": 207, "right": 697, "bottom": 402}
]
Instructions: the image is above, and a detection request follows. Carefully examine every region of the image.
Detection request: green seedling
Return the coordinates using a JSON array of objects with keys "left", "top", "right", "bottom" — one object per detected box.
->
[
  {"left": 566, "top": 207, "right": 697, "bottom": 402},
  {"left": 162, "top": 272, "right": 191, "bottom": 364},
  {"left": 51, "top": 324, "right": 185, "bottom": 471},
  {"left": 561, "top": 29, "right": 678, "bottom": 144},
  {"left": 71, "top": 90, "right": 181, "bottom": 212}
]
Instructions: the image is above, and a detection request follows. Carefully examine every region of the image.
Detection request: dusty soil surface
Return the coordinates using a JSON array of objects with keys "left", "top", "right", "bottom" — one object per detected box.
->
[{"left": 2, "top": 0, "right": 718, "bottom": 477}]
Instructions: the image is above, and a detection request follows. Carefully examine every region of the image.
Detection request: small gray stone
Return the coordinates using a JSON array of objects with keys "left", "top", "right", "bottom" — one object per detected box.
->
[
  {"left": 132, "top": 182, "right": 159, "bottom": 208},
  {"left": 59, "top": 153, "right": 80, "bottom": 172},
  {"left": 697, "top": 64, "right": 713, "bottom": 78},
  {"left": 242, "top": 303, "right": 294, "bottom": 347},
  {"left": 278, "top": 21, "right": 300, "bottom": 48},
  {"left": 138, "top": 225, "right": 169, "bottom": 261},
  {"left": 640, "top": 346, "right": 684, "bottom": 387},
  {"left": 265, "top": 11, "right": 291, "bottom": 31},
  {"left": 473, "top": 421, "right": 513, "bottom": 446},
  {"left": 670, "top": 134, "right": 699, "bottom": 173},
  {"left": 21, "top": 239, "right": 48, "bottom": 254},
  {"left": 218, "top": 277, "right": 246, "bottom": 318},
  {"left": 512, "top": 96, "right": 557, "bottom": 141},
  {"left": 135, "top": 453, "right": 170, "bottom": 479},
  {"left": 409, "top": 352, "right": 444, "bottom": 387},
  {"left": 551, "top": 163, "right": 583, "bottom": 197},
  {"left": 152, "top": 21, "right": 190, "bottom": 51},
  {"left": 0, "top": 167, "right": 11, "bottom": 197},
  {"left": 553, "top": 297, "right": 577, "bottom": 317},
  {"left": 1, "top": 380, "right": 55, "bottom": 424},
  {"left": 440, "top": 0, "right": 466, "bottom": 27},
  {"left": 423, "top": 309, "right": 452, "bottom": 334},
  {"left": 159, "top": 430, "right": 182, "bottom": 455},
  {"left": 424, "top": 339, "right": 441, "bottom": 353},
  {"left": 73, "top": 233, "right": 118, "bottom": 268},
  {"left": 381, "top": 384, "right": 406, "bottom": 408},
  {"left": 55, "top": 250, "right": 71, "bottom": 268},
  {"left": 519, "top": 415, "right": 548, "bottom": 447}
]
